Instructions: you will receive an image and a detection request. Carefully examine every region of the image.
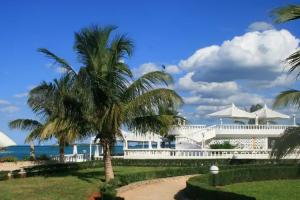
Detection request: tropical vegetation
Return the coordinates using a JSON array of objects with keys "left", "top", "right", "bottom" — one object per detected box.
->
[
  {"left": 271, "top": 4, "right": 300, "bottom": 159},
  {"left": 9, "top": 25, "right": 183, "bottom": 181}
]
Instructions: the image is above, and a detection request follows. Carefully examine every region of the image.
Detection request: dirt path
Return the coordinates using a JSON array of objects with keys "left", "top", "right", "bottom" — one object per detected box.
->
[{"left": 117, "top": 175, "right": 196, "bottom": 200}]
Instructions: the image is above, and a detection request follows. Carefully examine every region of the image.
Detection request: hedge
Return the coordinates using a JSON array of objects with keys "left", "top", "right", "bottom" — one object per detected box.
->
[{"left": 186, "top": 165, "right": 300, "bottom": 200}]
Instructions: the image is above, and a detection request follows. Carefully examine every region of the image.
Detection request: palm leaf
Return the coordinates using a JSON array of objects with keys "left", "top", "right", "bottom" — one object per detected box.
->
[
  {"left": 272, "top": 5, "right": 300, "bottom": 23},
  {"left": 273, "top": 89, "right": 300, "bottom": 108},
  {"left": 9, "top": 119, "right": 42, "bottom": 131},
  {"left": 271, "top": 127, "right": 300, "bottom": 159}
]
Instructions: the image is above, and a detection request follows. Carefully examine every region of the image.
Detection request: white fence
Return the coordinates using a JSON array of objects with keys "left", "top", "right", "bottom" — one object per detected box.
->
[{"left": 123, "top": 149, "right": 298, "bottom": 159}]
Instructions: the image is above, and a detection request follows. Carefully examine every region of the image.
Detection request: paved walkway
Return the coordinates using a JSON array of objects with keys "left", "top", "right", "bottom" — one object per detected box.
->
[{"left": 117, "top": 175, "right": 195, "bottom": 200}]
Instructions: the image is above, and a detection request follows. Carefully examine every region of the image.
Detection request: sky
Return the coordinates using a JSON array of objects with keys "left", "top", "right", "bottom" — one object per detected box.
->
[{"left": 1, "top": 0, "right": 300, "bottom": 144}]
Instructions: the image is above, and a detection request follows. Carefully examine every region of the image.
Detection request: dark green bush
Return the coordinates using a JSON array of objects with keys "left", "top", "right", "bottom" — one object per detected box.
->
[
  {"left": 0, "top": 156, "right": 18, "bottom": 162},
  {"left": 0, "top": 171, "right": 8, "bottom": 181},
  {"left": 210, "top": 141, "right": 237, "bottom": 149},
  {"left": 186, "top": 165, "right": 300, "bottom": 200},
  {"left": 100, "top": 182, "right": 117, "bottom": 200},
  {"left": 213, "top": 165, "right": 300, "bottom": 186}
]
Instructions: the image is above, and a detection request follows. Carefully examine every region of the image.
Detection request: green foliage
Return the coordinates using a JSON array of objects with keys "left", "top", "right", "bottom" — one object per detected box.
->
[
  {"left": 0, "top": 171, "right": 8, "bottom": 181},
  {"left": 100, "top": 182, "right": 118, "bottom": 200},
  {"left": 271, "top": 127, "right": 300, "bottom": 159},
  {"left": 0, "top": 156, "right": 18, "bottom": 162},
  {"left": 272, "top": 5, "right": 300, "bottom": 23},
  {"left": 186, "top": 165, "right": 300, "bottom": 200},
  {"left": 210, "top": 141, "right": 237, "bottom": 149}
]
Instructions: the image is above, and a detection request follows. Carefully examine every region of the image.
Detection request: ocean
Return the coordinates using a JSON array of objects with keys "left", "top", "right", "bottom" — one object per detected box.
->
[{"left": 0, "top": 145, "right": 124, "bottom": 160}]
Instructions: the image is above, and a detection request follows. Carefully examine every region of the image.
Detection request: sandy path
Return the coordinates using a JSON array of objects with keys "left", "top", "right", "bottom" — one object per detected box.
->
[{"left": 118, "top": 175, "right": 195, "bottom": 200}]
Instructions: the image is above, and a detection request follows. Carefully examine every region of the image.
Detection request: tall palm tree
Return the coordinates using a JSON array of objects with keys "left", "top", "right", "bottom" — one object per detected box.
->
[
  {"left": 9, "top": 119, "right": 44, "bottom": 160},
  {"left": 74, "top": 26, "right": 182, "bottom": 181},
  {"left": 34, "top": 26, "right": 182, "bottom": 181},
  {"left": 271, "top": 5, "right": 300, "bottom": 159}
]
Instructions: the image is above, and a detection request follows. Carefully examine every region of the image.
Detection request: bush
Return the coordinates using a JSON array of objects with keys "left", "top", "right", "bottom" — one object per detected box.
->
[
  {"left": 214, "top": 165, "right": 300, "bottom": 186},
  {"left": 210, "top": 141, "right": 237, "bottom": 149},
  {"left": 0, "top": 156, "right": 18, "bottom": 162},
  {"left": 36, "top": 154, "right": 50, "bottom": 161},
  {"left": 100, "top": 182, "right": 118, "bottom": 200},
  {"left": 0, "top": 171, "right": 8, "bottom": 181},
  {"left": 186, "top": 165, "right": 300, "bottom": 200}
]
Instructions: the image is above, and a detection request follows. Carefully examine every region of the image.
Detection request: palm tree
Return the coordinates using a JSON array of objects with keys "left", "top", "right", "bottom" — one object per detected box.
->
[
  {"left": 9, "top": 119, "right": 44, "bottom": 160},
  {"left": 33, "top": 26, "right": 182, "bottom": 181},
  {"left": 271, "top": 5, "right": 300, "bottom": 159},
  {"left": 28, "top": 74, "right": 87, "bottom": 163}
]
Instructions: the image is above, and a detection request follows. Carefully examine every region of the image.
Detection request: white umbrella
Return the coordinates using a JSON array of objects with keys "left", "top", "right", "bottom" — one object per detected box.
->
[
  {"left": 0, "top": 131, "right": 16, "bottom": 148},
  {"left": 72, "top": 144, "right": 78, "bottom": 155},
  {"left": 208, "top": 103, "right": 256, "bottom": 119},
  {"left": 253, "top": 104, "right": 290, "bottom": 120}
]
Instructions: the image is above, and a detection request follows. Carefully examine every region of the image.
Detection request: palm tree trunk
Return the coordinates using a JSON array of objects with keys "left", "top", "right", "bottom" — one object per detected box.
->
[
  {"left": 59, "top": 137, "right": 65, "bottom": 163},
  {"left": 29, "top": 142, "right": 35, "bottom": 161},
  {"left": 103, "top": 142, "right": 114, "bottom": 181}
]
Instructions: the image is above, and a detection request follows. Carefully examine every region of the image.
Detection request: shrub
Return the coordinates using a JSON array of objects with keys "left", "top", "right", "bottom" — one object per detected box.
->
[
  {"left": 100, "top": 182, "right": 117, "bottom": 200},
  {"left": 0, "top": 156, "right": 18, "bottom": 162},
  {"left": 210, "top": 141, "right": 237, "bottom": 149},
  {"left": 186, "top": 165, "right": 300, "bottom": 200},
  {"left": 0, "top": 171, "right": 8, "bottom": 181},
  {"left": 36, "top": 154, "right": 50, "bottom": 161}
]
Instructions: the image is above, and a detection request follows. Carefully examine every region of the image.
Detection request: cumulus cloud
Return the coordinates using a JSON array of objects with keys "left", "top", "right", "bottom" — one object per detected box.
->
[
  {"left": 14, "top": 92, "right": 29, "bottom": 98},
  {"left": 134, "top": 62, "right": 181, "bottom": 77},
  {"left": 179, "top": 29, "right": 299, "bottom": 82},
  {"left": 178, "top": 72, "right": 239, "bottom": 98},
  {"left": 0, "top": 100, "right": 10, "bottom": 105},
  {"left": 247, "top": 21, "right": 274, "bottom": 32},
  {"left": 0, "top": 105, "right": 20, "bottom": 113}
]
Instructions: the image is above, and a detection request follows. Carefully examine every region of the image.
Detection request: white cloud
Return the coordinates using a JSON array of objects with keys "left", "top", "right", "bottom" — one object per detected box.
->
[
  {"left": 179, "top": 29, "right": 299, "bottom": 82},
  {"left": 178, "top": 72, "right": 239, "bottom": 97},
  {"left": 165, "top": 65, "right": 180, "bottom": 74},
  {"left": 0, "top": 105, "right": 20, "bottom": 113},
  {"left": 135, "top": 63, "right": 181, "bottom": 77},
  {"left": 0, "top": 100, "right": 10, "bottom": 105},
  {"left": 247, "top": 21, "right": 274, "bottom": 32},
  {"left": 55, "top": 67, "right": 68, "bottom": 74},
  {"left": 14, "top": 92, "right": 28, "bottom": 98},
  {"left": 134, "top": 62, "right": 159, "bottom": 76}
]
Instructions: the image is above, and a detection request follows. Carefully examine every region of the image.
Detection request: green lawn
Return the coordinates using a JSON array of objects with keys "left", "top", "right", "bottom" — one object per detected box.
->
[
  {"left": 224, "top": 179, "right": 300, "bottom": 200},
  {"left": 0, "top": 166, "right": 178, "bottom": 200}
]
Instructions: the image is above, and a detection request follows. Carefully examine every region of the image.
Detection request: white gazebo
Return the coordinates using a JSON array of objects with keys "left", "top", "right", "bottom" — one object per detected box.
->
[
  {"left": 0, "top": 131, "right": 16, "bottom": 148},
  {"left": 253, "top": 104, "right": 290, "bottom": 125},
  {"left": 208, "top": 103, "right": 255, "bottom": 124}
]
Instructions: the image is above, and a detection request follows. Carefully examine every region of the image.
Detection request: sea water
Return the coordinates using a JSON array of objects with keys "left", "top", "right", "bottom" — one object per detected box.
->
[{"left": 0, "top": 145, "right": 124, "bottom": 160}]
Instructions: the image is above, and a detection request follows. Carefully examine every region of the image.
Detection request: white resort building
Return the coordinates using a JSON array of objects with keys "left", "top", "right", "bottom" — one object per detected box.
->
[
  {"left": 121, "top": 103, "right": 298, "bottom": 160},
  {"left": 61, "top": 103, "right": 299, "bottom": 162}
]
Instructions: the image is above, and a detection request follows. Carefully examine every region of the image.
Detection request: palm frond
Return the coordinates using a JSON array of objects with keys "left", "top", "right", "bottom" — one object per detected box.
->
[
  {"left": 284, "top": 50, "right": 300, "bottom": 78},
  {"left": 38, "top": 48, "right": 77, "bottom": 75},
  {"left": 273, "top": 89, "right": 300, "bottom": 108},
  {"left": 271, "top": 127, "right": 300, "bottom": 159},
  {"left": 272, "top": 5, "right": 300, "bottom": 23},
  {"left": 9, "top": 119, "right": 42, "bottom": 131},
  {"left": 123, "top": 71, "right": 173, "bottom": 101}
]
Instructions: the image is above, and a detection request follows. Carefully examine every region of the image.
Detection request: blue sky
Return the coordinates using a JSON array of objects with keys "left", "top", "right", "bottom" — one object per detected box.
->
[{"left": 1, "top": 0, "right": 300, "bottom": 144}]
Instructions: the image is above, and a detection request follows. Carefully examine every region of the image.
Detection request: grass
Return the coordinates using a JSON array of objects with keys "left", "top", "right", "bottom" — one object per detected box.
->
[
  {"left": 224, "top": 179, "right": 300, "bottom": 200},
  {"left": 0, "top": 166, "right": 179, "bottom": 200}
]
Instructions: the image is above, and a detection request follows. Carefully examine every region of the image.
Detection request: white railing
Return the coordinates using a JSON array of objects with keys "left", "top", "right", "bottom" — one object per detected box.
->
[
  {"left": 52, "top": 154, "right": 89, "bottom": 163},
  {"left": 123, "top": 149, "right": 299, "bottom": 159},
  {"left": 215, "top": 124, "right": 292, "bottom": 136}
]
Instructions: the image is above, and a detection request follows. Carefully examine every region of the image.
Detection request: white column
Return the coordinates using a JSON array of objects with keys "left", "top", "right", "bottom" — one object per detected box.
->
[
  {"left": 255, "top": 114, "right": 259, "bottom": 126},
  {"left": 89, "top": 141, "right": 92, "bottom": 160},
  {"left": 265, "top": 138, "right": 268, "bottom": 150},
  {"left": 202, "top": 133, "right": 205, "bottom": 149},
  {"left": 94, "top": 145, "right": 99, "bottom": 158},
  {"left": 220, "top": 118, "right": 223, "bottom": 125},
  {"left": 148, "top": 141, "right": 152, "bottom": 149},
  {"left": 157, "top": 140, "right": 161, "bottom": 149},
  {"left": 123, "top": 140, "right": 128, "bottom": 150},
  {"left": 293, "top": 114, "right": 296, "bottom": 126}
]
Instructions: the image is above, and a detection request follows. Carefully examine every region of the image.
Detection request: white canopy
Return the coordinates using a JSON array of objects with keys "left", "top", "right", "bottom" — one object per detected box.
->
[
  {"left": 253, "top": 104, "right": 290, "bottom": 119},
  {"left": 208, "top": 103, "right": 256, "bottom": 119},
  {"left": 0, "top": 131, "right": 16, "bottom": 147}
]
